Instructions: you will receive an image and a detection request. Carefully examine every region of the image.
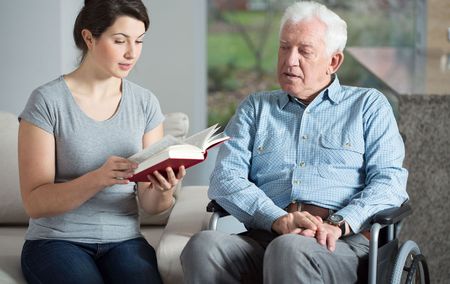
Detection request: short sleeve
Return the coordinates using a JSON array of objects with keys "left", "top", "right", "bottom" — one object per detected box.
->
[
  {"left": 19, "top": 88, "right": 55, "bottom": 134},
  {"left": 143, "top": 90, "right": 165, "bottom": 133}
]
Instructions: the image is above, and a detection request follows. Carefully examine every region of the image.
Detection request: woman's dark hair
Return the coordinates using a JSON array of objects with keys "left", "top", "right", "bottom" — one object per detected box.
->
[{"left": 73, "top": 0, "right": 149, "bottom": 61}]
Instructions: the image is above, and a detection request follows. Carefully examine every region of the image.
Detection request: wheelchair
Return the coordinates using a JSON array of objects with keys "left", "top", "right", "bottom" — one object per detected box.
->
[{"left": 207, "top": 201, "right": 430, "bottom": 284}]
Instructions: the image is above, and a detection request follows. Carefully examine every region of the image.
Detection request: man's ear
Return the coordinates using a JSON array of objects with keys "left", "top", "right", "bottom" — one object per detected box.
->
[
  {"left": 81, "top": 29, "right": 94, "bottom": 49},
  {"left": 328, "top": 52, "right": 344, "bottom": 74}
]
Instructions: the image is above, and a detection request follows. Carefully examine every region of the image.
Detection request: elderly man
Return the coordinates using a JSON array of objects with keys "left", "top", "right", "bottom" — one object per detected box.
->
[{"left": 181, "top": 1, "right": 408, "bottom": 283}]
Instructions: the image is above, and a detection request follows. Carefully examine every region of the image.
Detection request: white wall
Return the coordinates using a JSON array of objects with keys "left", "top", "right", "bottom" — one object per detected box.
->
[
  {"left": 60, "top": 1, "right": 84, "bottom": 72},
  {"left": 130, "top": 0, "right": 207, "bottom": 135},
  {"left": 0, "top": 0, "right": 64, "bottom": 115},
  {"left": 0, "top": 0, "right": 210, "bottom": 185}
]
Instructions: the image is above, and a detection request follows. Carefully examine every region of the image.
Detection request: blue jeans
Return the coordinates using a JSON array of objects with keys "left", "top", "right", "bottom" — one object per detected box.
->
[{"left": 21, "top": 237, "right": 162, "bottom": 284}]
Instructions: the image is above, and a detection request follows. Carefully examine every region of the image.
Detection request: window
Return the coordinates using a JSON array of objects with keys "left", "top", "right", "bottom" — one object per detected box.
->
[{"left": 207, "top": 0, "right": 414, "bottom": 127}]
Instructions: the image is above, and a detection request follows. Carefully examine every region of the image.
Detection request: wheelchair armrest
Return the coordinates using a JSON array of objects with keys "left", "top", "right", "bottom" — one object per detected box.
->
[
  {"left": 371, "top": 202, "right": 412, "bottom": 225},
  {"left": 206, "top": 200, "right": 231, "bottom": 218}
]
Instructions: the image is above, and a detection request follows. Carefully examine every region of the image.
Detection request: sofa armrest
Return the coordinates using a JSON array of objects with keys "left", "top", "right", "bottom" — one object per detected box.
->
[
  {"left": 0, "top": 112, "right": 29, "bottom": 225},
  {"left": 156, "top": 186, "right": 210, "bottom": 284}
]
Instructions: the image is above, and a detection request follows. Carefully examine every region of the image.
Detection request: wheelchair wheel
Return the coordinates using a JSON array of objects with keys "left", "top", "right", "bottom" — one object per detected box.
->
[{"left": 391, "top": 240, "right": 430, "bottom": 284}]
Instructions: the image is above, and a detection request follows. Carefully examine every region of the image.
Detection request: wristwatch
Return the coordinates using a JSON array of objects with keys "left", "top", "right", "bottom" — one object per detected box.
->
[{"left": 326, "top": 213, "right": 346, "bottom": 236}]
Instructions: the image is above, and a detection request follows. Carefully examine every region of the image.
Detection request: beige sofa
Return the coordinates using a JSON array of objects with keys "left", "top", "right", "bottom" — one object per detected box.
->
[{"left": 0, "top": 111, "right": 211, "bottom": 284}]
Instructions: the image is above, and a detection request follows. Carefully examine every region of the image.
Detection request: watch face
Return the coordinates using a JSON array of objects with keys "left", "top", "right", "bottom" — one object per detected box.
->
[{"left": 328, "top": 214, "right": 344, "bottom": 224}]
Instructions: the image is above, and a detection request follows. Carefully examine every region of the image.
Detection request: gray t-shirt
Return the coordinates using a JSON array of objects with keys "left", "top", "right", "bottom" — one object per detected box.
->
[{"left": 19, "top": 76, "right": 165, "bottom": 243}]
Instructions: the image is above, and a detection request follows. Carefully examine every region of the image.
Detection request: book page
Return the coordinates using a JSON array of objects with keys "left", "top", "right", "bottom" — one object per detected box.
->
[
  {"left": 128, "top": 135, "right": 180, "bottom": 164},
  {"left": 183, "top": 124, "right": 219, "bottom": 151},
  {"left": 204, "top": 132, "right": 230, "bottom": 150},
  {"left": 133, "top": 144, "right": 204, "bottom": 175}
]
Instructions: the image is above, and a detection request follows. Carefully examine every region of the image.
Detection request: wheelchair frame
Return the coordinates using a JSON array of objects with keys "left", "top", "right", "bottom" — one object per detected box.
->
[{"left": 207, "top": 201, "right": 430, "bottom": 284}]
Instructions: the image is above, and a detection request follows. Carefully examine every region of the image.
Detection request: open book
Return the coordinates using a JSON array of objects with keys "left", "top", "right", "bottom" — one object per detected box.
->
[{"left": 128, "top": 124, "right": 230, "bottom": 182}]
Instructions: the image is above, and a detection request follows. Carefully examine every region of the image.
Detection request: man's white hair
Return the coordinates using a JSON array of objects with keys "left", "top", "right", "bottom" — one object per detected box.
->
[{"left": 280, "top": 1, "right": 347, "bottom": 55}]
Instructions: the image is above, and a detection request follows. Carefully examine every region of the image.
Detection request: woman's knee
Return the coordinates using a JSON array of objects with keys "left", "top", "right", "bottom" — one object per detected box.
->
[{"left": 21, "top": 240, "right": 102, "bottom": 284}]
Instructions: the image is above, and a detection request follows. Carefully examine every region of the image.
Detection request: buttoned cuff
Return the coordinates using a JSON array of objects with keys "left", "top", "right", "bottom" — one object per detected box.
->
[
  {"left": 336, "top": 204, "right": 370, "bottom": 234},
  {"left": 252, "top": 205, "right": 287, "bottom": 232}
]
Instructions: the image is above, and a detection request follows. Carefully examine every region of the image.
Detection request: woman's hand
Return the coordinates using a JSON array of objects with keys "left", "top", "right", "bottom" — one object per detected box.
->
[
  {"left": 137, "top": 166, "right": 186, "bottom": 214},
  {"left": 145, "top": 165, "right": 186, "bottom": 192},
  {"left": 94, "top": 156, "right": 138, "bottom": 187}
]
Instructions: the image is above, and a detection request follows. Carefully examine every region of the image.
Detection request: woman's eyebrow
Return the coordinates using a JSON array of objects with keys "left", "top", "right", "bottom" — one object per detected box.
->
[{"left": 112, "top": 32, "right": 146, "bottom": 38}]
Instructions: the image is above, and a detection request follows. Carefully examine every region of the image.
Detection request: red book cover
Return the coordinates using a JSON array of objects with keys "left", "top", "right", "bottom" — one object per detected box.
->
[
  {"left": 128, "top": 124, "right": 229, "bottom": 182},
  {"left": 129, "top": 154, "right": 206, "bottom": 182}
]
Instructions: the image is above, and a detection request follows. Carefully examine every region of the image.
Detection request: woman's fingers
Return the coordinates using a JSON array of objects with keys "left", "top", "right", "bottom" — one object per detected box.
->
[
  {"left": 176, "top": 166, "right": 186, "bottom": 180},
  {"left": 113, "top": 170, "right": 134, "bottom": 180},
  {"left": 166, "top": 167, "right": 177, "bottom": 184},
  {"left": 145, "top": 170, "right": 171, "bottom": 191},
  {"left": 105, "top": 157, "right": 138, "bottom": 178},
  {"left": 108, "top": 156, "right": 138, "bottom": 173},
  {"left": 142, "top": 166, "right": 185, "bottom": 192}
]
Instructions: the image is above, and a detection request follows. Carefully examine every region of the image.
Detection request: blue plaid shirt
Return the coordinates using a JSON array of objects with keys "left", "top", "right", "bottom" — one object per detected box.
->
[{"left": 209, "top": 76, "right": 408, "bottom": 233}]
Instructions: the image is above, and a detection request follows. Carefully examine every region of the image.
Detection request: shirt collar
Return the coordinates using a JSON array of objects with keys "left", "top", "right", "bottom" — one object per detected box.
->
[
  {"left": 278, "top": 91, "right": 291, "bottom": 109},
  {"left": 277, "top": 75, "right": 343, "bottom": 109},
  {"left": 324, "top": 75, "right": 342, "bottom": 104}
]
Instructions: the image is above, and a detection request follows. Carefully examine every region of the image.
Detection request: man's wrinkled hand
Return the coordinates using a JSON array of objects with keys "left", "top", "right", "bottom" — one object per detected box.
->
[
  {"left": 315, "top": 222, "right": 342, "bottom": 252},
  {"left": 272, "top": 211, "right": 323, "bottom": 236}
]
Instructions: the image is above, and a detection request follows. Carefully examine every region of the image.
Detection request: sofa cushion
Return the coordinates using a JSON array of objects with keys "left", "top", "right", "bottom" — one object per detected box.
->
[
  {"left": 0, "top": 227, "right": 27, "bottom": 283},
  {"left": 161, "top": 112, "right": 189, "bottom": 140},
  {"left": 140, "top": 226, "right": 165, "bottom": 249},
  {"left": 0, "top": 112, "right": 28, "bottom": 225}
]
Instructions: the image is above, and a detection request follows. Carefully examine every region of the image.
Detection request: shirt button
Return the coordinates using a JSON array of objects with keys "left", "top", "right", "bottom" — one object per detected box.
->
[
  {"left": 305, "top": 109, "right": 310, "bottom": 113},
  {"left": 302, "top": 135, "right": 308, "bottom": 140},
  {"left": 293, "top": 180, "right": 301, "bottom": 185},
  {"left": 299, "top": 161, "right": 306, "bottom": 167}
]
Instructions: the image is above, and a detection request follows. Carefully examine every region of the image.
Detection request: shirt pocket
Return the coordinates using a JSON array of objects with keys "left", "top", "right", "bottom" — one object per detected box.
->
[
  {"left": 317, "top": 132, "right": 365, "bottom": 178},
  {"left": 253, "top": 129, "right": 284, "bottom": 156},
  {"left": 251, "top": 129, "right": 286, "bottom": 171}
]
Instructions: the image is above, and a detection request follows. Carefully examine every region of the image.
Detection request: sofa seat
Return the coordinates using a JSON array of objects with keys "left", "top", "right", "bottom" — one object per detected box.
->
[{"left": 0, "top": 227, "right": 27, "bottom": 283}]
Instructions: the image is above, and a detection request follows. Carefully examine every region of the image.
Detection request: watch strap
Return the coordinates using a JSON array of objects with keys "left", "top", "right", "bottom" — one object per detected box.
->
[{"left": 339, "top": 222, "right": 346, "bottom": 237}]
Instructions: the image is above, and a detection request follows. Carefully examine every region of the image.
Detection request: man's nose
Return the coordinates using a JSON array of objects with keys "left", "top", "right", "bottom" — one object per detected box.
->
[{"left": 286, "top": 49, "right": 299, "bottom": 66}]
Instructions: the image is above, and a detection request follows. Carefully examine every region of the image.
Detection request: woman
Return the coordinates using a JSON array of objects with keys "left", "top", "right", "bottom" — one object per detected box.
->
[{"left": 18, "top": 0, "right": 184, "bottom": 283}]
